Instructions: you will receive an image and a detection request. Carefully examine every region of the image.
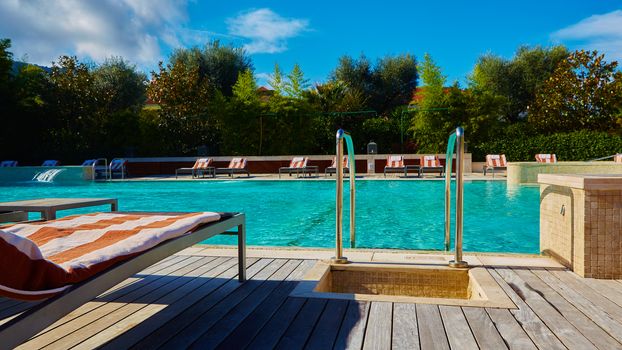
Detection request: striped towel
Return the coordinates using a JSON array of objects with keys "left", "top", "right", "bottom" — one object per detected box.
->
[
  {"left": 422, "top": 155, "right": 441, "bottom": 168},
  {"left": 486, "top": 154, "right": 507, "bottom": 167},
  {"left": 289, "top": 157, "right": 307, "bottom": 168},
  {"left": 228, "top": 158, "right": 247, "bottom": 169},
  {"left": 0, "top": 160, "right": 18, "bottom": 167},
  {"left": 193, "top": 158, "right": 213, "bottom": 169},
  {"left": 42, "top": 160, "right": 60, "bottom": 167},
  {"left": 386, "top": 156, "right": 404, "bottom": 168},
  {"left": 535, "top": 154, "right": 557, "bottom": 163},
  {"left": 329, "top": 156, "right": 349, "bottom": 168},
  {"left": 0, "top": 212, "right": 220, "bottom": 300}
]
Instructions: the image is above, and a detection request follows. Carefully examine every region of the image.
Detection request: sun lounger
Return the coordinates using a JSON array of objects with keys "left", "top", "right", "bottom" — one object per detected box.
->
[
  {"left": 535, "top": 154, "right": 557, "bottom": 163},
  {"left": 279, "top": 157, "right": 318, "bottom": 178},
  {"left": 483, "top": 154, "right": 507, "bottom": 176},
  {"left": 614, "top": 154, "right": 622, "bottom": 163},
  {"left": 217, "top": 158, "right": 250, "bottom": 177},
  {"left": 325, "top": 156, "right": 350, "bottom": 176},
  {"left": 0, "top": 211, "right": 246, "bottom": 348},
  {"left": 384, "top": 155, "right": 406, "bottom": 177},
  {"left": 420, "top": 155, "right": 444, "bottom": 177},
  {"left": 41, "top": 160, "right": 60, "bottom": 166},
  {"left": 109, "top": 158, "right": 128, "bottom": 179},
  {"left": 0, "top": 160, "right": 18, "bottom": 167},
  {"left": 82, "top": 159, "right": 109, "bottom": 180},
  {"left": 175, "top": 158, "right": 214, "bottom": 178}
]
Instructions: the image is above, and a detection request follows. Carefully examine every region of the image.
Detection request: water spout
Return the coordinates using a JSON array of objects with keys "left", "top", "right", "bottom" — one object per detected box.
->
[{"left": 32, "top": 169, "right": 65, "bottom": 183}]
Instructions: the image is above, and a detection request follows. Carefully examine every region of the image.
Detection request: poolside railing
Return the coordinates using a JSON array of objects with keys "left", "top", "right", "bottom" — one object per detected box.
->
[{"left": 445, "top": 127, "right": 468, "bottom": 268}]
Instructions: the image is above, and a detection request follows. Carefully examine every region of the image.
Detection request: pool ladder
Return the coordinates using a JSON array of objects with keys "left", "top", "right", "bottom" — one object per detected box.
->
[
  {"left": 445, "top": 127, "right": 468, "bottom": 268},
  {"left": 333, "top": 129, "right": 356, "bottom": 264}
]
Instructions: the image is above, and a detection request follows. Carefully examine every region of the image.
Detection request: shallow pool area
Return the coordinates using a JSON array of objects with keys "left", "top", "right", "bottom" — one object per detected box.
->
[{"left": 0, "top": 180, "right": 539, "bottom": 253}]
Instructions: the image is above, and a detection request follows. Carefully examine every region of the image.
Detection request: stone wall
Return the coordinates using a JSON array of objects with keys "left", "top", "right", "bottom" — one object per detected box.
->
[
  {"left": 509, "top": 162, "right": 622, "bottom": 184},
  {"left": 539, "top": 174, "right": 622, "bottom": 278}
]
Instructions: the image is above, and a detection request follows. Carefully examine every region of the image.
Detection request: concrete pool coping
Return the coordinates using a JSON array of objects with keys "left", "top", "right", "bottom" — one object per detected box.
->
[{"left": 180, "top": 244, "right": 564, "bottom": 269}]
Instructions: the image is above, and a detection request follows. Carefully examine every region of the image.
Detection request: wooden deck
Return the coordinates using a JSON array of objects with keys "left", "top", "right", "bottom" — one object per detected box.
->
[{"left": 5, "top": 251, "right": 622, "bottom": 349}]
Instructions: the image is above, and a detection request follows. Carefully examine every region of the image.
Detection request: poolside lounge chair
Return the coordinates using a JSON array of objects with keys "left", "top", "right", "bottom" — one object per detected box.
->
[
  {"left": 384, "top": 155, "right": 406, "bottom": 177},
  {"left": 216, "top": 158, "right": 250, "bottom": 177},
  {"left": 421, "top": 155, "right": 444, "bottom": 177},
  {"left": 614, "top": 154, "right": 622, "bottom": 163},
  {"left": 0, "top": 211, "right": 246, "bottom": 348},
  {"left": 325, "top": 156, "right": 350, "bottom": 176},
  {"left": 535, "top": 154, "right": 557, "bottom": 163},
  {"left": 0, "top": 160, "right": 17, "bottom": 167},
  {"left": 82, "top": 159, "right": 109, "bottom": 180},
  {"left": 41, "top": 160, "right": 60, "bottom": 166},
  {"left": 483, "top": 154, "right": 507, "bottom": 176},
  {"left": 175, "top": 158, "right": 214, "bottom": 178},
  {"left": 279, "top": 157, "right": 318, "bottom": 178},
  {"left": 109, "top": 158, "right": 128, "bottom": 179}
]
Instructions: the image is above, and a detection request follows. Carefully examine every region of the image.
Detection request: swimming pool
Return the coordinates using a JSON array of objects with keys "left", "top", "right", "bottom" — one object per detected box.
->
[{"left": 0, "top": 180, "right": 539, "bottom": 253}]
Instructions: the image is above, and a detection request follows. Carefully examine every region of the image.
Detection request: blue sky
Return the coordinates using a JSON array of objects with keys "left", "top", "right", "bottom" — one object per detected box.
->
[{"left": 1, "top": 1, "right": 621, "bottom": 86}]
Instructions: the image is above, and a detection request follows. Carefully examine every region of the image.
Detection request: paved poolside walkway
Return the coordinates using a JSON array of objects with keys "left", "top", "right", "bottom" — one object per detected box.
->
[{"left": 6, "top": 246, "right": 622, "bottom": 349}]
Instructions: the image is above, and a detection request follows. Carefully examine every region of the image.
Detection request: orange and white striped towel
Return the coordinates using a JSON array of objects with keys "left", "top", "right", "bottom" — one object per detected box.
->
[
  {"left": 193, "top": 158, "right": 213, "bottom": 169},
  {"left": 614, "top": 154, "right": 622, "bottom": 163},
  {"left": 228, "top": 158, "right": 247, "bottom": 169},
  {"left": 289, "top": 157, "right": 308, "bottom": 168},
  {"left": 422, "top": 155, "right": 441, "bottom": 168},
  {"left": 486, "top": 154, "right": 507, "bottom": 167},
  {"left": 535, "top": 154, "right": 557, "bottom": 163},
  {"left": 386, "top": 156, "right": 404, "bottom": 168},
  {"left": 329, "top": 156, "right": 349, "bottom": 168},
  {"left": 0, "top": 212, "right": 220, "bottom": 300}
]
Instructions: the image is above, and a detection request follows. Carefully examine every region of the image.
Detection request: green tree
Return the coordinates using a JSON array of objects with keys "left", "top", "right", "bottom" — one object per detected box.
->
[
  {"left": 93, "top": 57, "right": 146, "bottom": 113},
  {"left": 528, "top": 50, "right": 622, "bottom": 133},
  {"left": 284, "top": 63, "right": 309, "bottom": 98},
  {"left": 470, "top": 45, "right": 568, "bottom": 122},
  {"left": 268, "top": 63, "right": 284, "bottom": 95},
  {"left": 232, "top": 69, "right": 259, "bottom": 105}
]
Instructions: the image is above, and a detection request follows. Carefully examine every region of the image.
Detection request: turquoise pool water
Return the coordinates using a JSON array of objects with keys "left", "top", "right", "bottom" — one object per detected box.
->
[{"left": 0, "top": 180, "right": 539, "bottom": 253}]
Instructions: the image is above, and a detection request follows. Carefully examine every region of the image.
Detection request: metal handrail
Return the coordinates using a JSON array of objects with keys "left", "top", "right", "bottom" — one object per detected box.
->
[
  {"left": 445, "top": 127, "right": 468, "bottom": 268},
  {"left": 91, "top": 158, "right": 109, "bottom": 181},
  {"left": 333, "top": 129, "right": 356, "bottom": 264},
  {"left": 588, "top": 154, "right": 620, "bottom": 162}
]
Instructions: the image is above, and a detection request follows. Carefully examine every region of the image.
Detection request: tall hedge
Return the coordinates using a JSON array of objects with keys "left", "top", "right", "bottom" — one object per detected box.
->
[{"left": 475, "top": 130, "right": 622, "bottom": 161}]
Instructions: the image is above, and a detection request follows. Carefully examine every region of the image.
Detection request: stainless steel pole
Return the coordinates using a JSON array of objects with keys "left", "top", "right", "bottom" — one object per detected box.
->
[
  {"left": 333, "top": 131, "right": 348, "bottom": 263},
  {"left": 444, "top": 157, "right": 451, "bottom": 251},
  {"left": 350, "top": 158, "right": 356, "bottom": 248},
  {"left": 449, "top": 127, "right": 468, "bottom": 268}
]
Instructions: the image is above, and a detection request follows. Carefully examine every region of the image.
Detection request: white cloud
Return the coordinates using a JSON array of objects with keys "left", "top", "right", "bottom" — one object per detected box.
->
[
  {"left": 227, "top": 8, "right": 309, "bottom": 54},
  {"left": 0, "top": 0, "right": 191, "bottom": 68},
  {"left": 552, "top": 10, "right": 622, "bottom": 62}
]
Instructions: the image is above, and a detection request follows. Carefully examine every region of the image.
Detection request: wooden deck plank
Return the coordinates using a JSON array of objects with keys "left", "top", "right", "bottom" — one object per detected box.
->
[
  {"left": 462, "top": 306, "right": 508, "bottom": 349},
  {"left": 488, "top": 269, "right": 566, "bottom": 350},
  {"left": 438, "top": 305, "right": 477, "bottom": 350},
  {"left": 392, "top": 303, "right": 420, "bottom": 350},
  {"left": 275, "top": 298, "right": 328, "bottom": 350},
  {"left": 416, "top": 304, "right": 449, "bottom": 350},
  {"left": 99, "top": 257, "right": 242, "bottom": 349},
  {"left": 486, "top": 308, "right": 537, "bottom": 350},
  {"left": 26, "top": 254, "right": 190, "bottom": 336},
  {"left": 549, "top": 269, "right": 622, "bottom": 322},
  {"left": 245, "top": 296, "right": 307, "bottom": 349},
  {"left": 362, "top": 301, "right": 393, "bottom": 350},
  {"left": 131, "top": 258, "right": 274, "bottom": 349},
  {"left": 79, "top": 257, "right": 246, "bottom": 349},
  {"left": 188, "top": 259, "right": 306, "bottom": 349},
  {"left": 495, "top": 267, "right": 595, "bottom": 350},
  {"left": 305, "top": 299, "right": 350, "bottom": 350},
  {"left": 577, "top": 278, "right": 622, "bottom": 308},
  {"left": 18, "top": 255, "right": 205, "bottom": 349},
  {"left": 215, "top": 260, "right": 317, "bottom": 350},
  {"left": 513, "top": 268, "right": 622, "bottom": 350},
  {"left": 38, "top": 256, "right": 215, "bottom": 349},
  {"left": 159, "top": 258, "right": 289, "bottom": 349},
  {"left": 531, "top": 268, "right": 622, "bottom": 344},
  {"left": 333, "top": 301, "right": 370, "bottom": 350}
]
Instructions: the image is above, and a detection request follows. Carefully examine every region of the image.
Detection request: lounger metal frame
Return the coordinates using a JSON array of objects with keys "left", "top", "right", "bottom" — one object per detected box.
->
[{"left": 0, "top": 212, "right": 246, "bottom": 348}]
